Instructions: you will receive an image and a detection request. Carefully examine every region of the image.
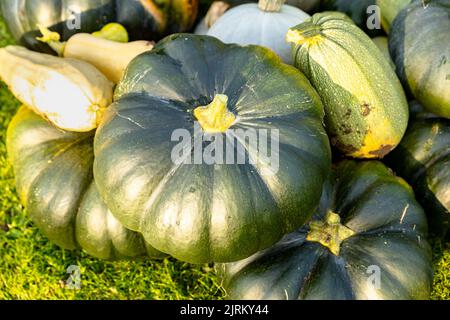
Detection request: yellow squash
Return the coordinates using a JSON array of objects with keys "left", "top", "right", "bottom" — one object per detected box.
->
[
  {"left": 0, "top": 45, "right": 114, "bottom": 132},
  {"left": 38, "top": 23, "right": 154, "bottom": 83}
]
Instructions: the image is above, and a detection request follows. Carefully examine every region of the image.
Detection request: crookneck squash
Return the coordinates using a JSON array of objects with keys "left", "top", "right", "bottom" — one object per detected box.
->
[
  {"left": 287, "top": 12, "right": 409, "bottom": 158},
  {"left": 6, "top": 106, "right": 165, "bottom": 260},
  {"left": 93, "top": 34, "right": 331, "bottom": 264},
  {"left": 389, "top": 0, "right": 450, "bottom": 118},
  {"left": 219, "top": 160, "right": 433, "bottom": 300},
  {"left": 0, "top": 0, "right": 198, "bottom": 54},
  {"left": 385, "top": 101, "right": 450, "bottom": 238}
]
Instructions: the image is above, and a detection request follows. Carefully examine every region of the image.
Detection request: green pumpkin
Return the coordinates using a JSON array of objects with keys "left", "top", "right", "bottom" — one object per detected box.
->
[
  {"left": 93, "top": 34, "right": 331, "bottom": 264},
  {"left": 0, "top": 0, "right": 198, "bottom": 54},
  {"left": 6, "top": 106, "right": 165, "bottom": 260},
  {"left": 389, "top": 0, "right": 450, "bottom": 118},
  {"left": 319, "top": 0, "right": 384, "bottom": 37},
  {"left": 386, "top": 101, "right": 450, "bottom": 238},
  {"left": 287, "top": 12, "right": 408, "bottom": 158},
  {"left": 219, "top": 160, "right": 433, "bottom": 300}
]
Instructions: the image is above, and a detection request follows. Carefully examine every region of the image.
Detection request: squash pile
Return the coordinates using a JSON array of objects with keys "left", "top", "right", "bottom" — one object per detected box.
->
[{"left": 1, "top": 0, "right": 448, "bottom": 300}]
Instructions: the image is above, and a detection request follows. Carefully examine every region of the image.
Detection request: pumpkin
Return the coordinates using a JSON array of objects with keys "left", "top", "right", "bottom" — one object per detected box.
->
[
  {"left": 195, "top": 0, "right": 319, "bottom": 34},
  {"left": 0, "top": 0, "right": 198, "bottom": 54},
  {"left": 389, "top": 0, "right": 450, "bottom": 119},
  {"left": 219, "top": 160, "right": 433, "bottom": 300},
  {"left": 319, "top": 0, "right": 384, "bottom": 37},
  {"left": 93, "top": 34, "right": 331, "bottom": 264},
  {"left": 0, "top": 45, "right": 114, "bottom": 132},
  {"left": 385, "top": 101, "right": 450, "bottom": 238},
  {"left": 206, "top": 0, "right": 310, "bottom": 64},
  {"left": 287, "top": 12, "right": 409, "bottom": 158},
  {"left": 376, "top": 0, "right": 411, "bottom": 33},
  {"left": 6, "top": 106, "right": 165, "bottom": 260}
]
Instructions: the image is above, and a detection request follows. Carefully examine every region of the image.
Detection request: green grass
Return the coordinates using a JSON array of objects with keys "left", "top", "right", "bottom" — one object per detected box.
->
[{"left": 0, "top": 17, "right": 448, "bottom": 300}]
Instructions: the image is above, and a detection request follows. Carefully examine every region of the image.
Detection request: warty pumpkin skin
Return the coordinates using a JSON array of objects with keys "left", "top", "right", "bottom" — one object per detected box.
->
[
  {"left": 6, "top": 106, "right": 165, "bottom": 260},
  {"left": 0, "top": 0, "right": 198, "bottom": 54},
  {"left": 219, "top": 160, "right": 433, "bottom": 300},
  {"left": 287, "top": 12, "right": 409, "bottom": 158},
  {"left": 385, "top": 102, "right": 450, "bottom": 238},
  {"left": 389, "top": 0, "right": 450, "bottom": 118},
  {"left": 93, "top": 34, "right": 331, "bottom": 264}
]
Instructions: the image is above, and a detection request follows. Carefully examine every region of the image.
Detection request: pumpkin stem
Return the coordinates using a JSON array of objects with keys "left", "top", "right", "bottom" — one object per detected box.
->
[
  {"left": 194, "top": 94, "right": 236, "bottom": 133},
  {"left": 36, "top": 24, "right": 66, "bottom": 56},
  {"left": 258, "top": 0, "right": 285, "bottom": 12},
  {"left": 306, "top": 211, "right": 355, "bottom": 256}
]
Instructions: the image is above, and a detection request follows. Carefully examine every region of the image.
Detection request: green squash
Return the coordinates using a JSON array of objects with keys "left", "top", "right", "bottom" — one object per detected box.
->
[
  {"left": 219, "top": 160, "right": 433, "bottom": 300},
  {"left": 0, "top": 0, "right": 198, "bottom": 54},
  {"left": 93, "top": 34, "right": 331, "bottom": 264},
  {"left": 320, "top": 0, "right": 384, "bottom": 37},
  {"left": 287, "top": 12, "right": 408, "bottom": 158},
  {"left": 372, "top": 36, "right": 394, "bottom": 68},
  {"left": 389, "top": 0, "right": 450, "bottom": 118},
  {"left": 386, "top": 101, "right": 450, "bottom": 238},
  {"left": 376, "top": 0, "right": 411, "bottom": 33},
  {"left": 6, "top": 106, "right": 165, "bottom": 260}
]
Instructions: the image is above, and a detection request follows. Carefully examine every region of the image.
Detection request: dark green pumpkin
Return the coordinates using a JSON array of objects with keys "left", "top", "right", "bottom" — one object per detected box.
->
[
  {"left": 319, "top": 0, "right": 384, "bottom": 37},
  {"left": 386, "top": 101, "right": 450, "bottom": 238},
  {"left": 219, "top": 160, "right": 433, "bottom": 300},
  {"left": 376, "top": 0, "right": 411, "bottom": 33},
  {"left": 287, "top": 12, "right": 408, "bottom": 158},
  {"left": 93, "top": 34, "right": 331, "bottom": 264},
  {"left": 6, "top": 106, "right": 165, "bottom": 260},
  {"left": 389, "top": 0, "right": 450, "bottom": 118},
  {"left": 0, "top": 0, "right": 198, "bottom": 54}
]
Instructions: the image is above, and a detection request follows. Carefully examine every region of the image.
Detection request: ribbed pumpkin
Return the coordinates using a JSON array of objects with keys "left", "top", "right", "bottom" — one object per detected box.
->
[
  {"left": 389, "top": 0, "right": 450, "bottom": 118},
  {"left": 287, "top": 12, "right": 408, "bottom": 158},
  {"left": 6, "top": 106, "right": 165, "bottom": 260},
  {"left": 386, "top": 101, "right": 450, "bottom": 238},
  {"left": 0, "top": 0, "right": 198, "bottom": 54},
  {"left": 93, "top": 34, "right": 331, "bottom": 264},
  {"left": 219, "top": 161, "right": 433, "bottom": 300},
  {"left": 195, "top": 0, "right": 320, "bottom": 34},
  {"left": 207, "top": 0, "right": 310, "bottom": 64}
]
